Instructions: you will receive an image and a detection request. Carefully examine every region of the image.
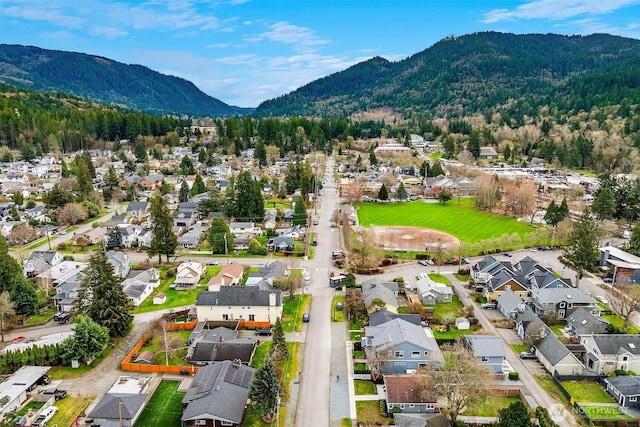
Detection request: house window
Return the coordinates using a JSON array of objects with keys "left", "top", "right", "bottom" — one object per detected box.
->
[
  {"left": 481, "top": 357, "right": 489, "bottom": 362},
  {"left": 410, "top": 404, "right": 415, "bottom": 408},
  {"left": 195, "top": 420, "right": 206, "bottom": 426},
  {"left": 631, "top": 397, "right": 637, "bottom": 402},
  {"left": 394, "top": 351, "right": 403, "bottom": 358},
  {"left": 249, "top": 314, "right": 255, "bottom": 321},
  {"left": 559, "top": 302, "right": 566, "bottom": 308},
  {"left": 412, "top": 351, "right": 420, "bottom": 358},
  {"left": 505, "top": 285, "right": 511, "bottom": 290},
  {"left": 221, "top": 422, "right": 233, "bottom": 426},
  {"left": 400, "top": 404, "right": 405, "bottom": 409},
  {"left": 622, "top": 356, "right": 628, "bottom": 361},
  {"left": 222, "top": 314, "right": 229, "bottom": 320}
]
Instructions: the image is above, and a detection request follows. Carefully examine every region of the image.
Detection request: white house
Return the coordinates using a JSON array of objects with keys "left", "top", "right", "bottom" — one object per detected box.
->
[
  {"left": 195, "top": 287, "right": 283, "bottom": 325},
  {"left": 174, "top": 261, "right": 206, "bottom": 290}
]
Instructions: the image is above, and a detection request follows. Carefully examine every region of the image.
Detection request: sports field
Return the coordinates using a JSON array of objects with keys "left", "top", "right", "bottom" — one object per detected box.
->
[{"left": 356, "top": 199, "right": 534, "bottom": 244}]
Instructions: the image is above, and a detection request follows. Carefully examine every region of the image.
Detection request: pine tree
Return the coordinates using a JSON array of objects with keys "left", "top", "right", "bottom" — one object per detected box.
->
[
  {"left": 0, "top": 292, "right": 15, "bottom": 343},
  {"left": 134, "top": 142, "right": 148, "bottom": 163},
  {"left": 497, "top": 401, "right": 534, "bottom": 427},
  {"left": 255, "top": 139, "right": 267, "bottom": 167},
  {"left": 207, "top": 217, "right": 233, "bottom": 255},
  {"left": 270, "top": 318, "right": 288, "bottom": 362},
  {"left": 369, "top": 150, "right": 378, "bottom": 166},
  {"left": 628, "top": 222, "right": 640, "bottom": 256},
  {"left": 148, "top": 195, "right": 178, "bottom": 263},
  {"left": 0, "top": 235, "right": 22, "bottom": 295},
  {"left": 591, "top": 187, "right": 615, "bottom": 220},
  {"left": 81, "top": 151, "right": 96, "bottom": 178},
  {"left": 429, "top": 161, "right": 445, "bottom": 177},
  {"left": 293, "top": 199, "right": 307, "bottom": 226},
  {"left": 543, "top": 200, "right": 562, "bottom": 226},
  {"left": 75, "top": 250, "right": 132, "bottom": 337},
  {"left": 190, "top": 174, "right": 207, "bottom": 196},
  {"left": 61, "top": 158, "right": 70, "bottom": 178},
  {"left": 249, "top": 356, "right": 281, "bottom": 419},
  {"left": 396, "top": 182, "right": 408, "bottom": 200},
  {"left": 564, "top": 209, "right": 599, "bottom": 276},
  {"left": 106, "top": 226, "right": 123, "bottom": 249},
  {"left": 179, "top": 180, "right": 190, "bottom": 202},
  {"left": 9, "top": 277, "right": 37, "bottom": 317},
  {"left": 378, "top": 184, "right": 389, "bottom": 200},
  {"left": 75, "top": 155, "right": 94, "bottom": 198},
  {"left": 180, "top": 156, "right": 195, "bottom": 176},
  {"left": 60, "top": 315, "right": 109, "bottom": 365}
]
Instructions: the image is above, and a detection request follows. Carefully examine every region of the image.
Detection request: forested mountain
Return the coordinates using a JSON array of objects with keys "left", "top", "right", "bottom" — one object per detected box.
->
[
  {"left": 0, "top": 44, "right": 251, "bottom": 118},
  {"left": 254, "top": 32, "right": 640, "bottom": 119}
]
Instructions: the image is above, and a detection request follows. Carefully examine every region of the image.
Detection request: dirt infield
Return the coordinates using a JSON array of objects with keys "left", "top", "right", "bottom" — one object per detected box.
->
[{"left": 370, "top": 226, "right": 460, "bottom": 252}]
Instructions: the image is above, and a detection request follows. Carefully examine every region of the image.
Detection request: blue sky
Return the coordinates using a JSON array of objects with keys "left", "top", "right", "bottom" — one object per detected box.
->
[{"left": 1, "top": 0, "right": 639, "bottom": 108}]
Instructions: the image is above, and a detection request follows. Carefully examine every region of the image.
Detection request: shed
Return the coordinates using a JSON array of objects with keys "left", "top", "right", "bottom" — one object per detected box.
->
[
  {"left": 455, "top": 317, "right": 470, "bottom": 330},
  {"left": 153, "top": 292, "right": 167, "bottom": 305}
]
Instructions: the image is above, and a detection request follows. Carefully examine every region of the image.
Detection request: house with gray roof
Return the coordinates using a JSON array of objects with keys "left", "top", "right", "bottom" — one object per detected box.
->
[
  {"left": 484, "top": 270, "right": 528, "bottom": 303},
  {"left": 267, "top": 235, "right": 294, "bottom": 252},
  {"left": 107, "top": 250, "right": 130, "bottom": 278},
  {"left": 566, "top": 307, "right": 608, "bottom": 338},
  {"left": 393, "top": 413, "right": 450, "bottom": 427},
  {"left": 195, "top": 287, "right": 283, "bottom": 326},
  {"left": 580, "top": 334, "right": 640, "bottom": 375},
  {"left": 363, "top": 318, "right": 443, "bottom": 375},
  {"left": 604, "top": 376, "right": 640, "bottom": 408},
  {"left": 23, "top": 250, "right": 63, "bottom": 278},
  {"left": 497, "top": 289, "right": 526, "bottom": 320},
  {"left": 245, "top": 261, "right": 286, "bottom": 288},
  {"left": 89, "top": 393, "right": 147, "bottom": 427},
  {"left": 528, "top": 270, "right": 572, "bottom": 290},
  {"left": 362, "top": 278, "right": 399, "bottom": 313},
  {"left": 186, "top": 326, "right": 258, "bottom": 366},
  {"left": 535, "top": 327, "right": 584, "bottom": 376},
  {"left": 471, "top": 256, "right": 514, "bottom": 284},
  {"left": 530, "top": 288, "right": 597, "bottom": 320},
  {"left": 464, "top": 335, "right": 506, "bottom": 374},
  {"left": 181, "top": 360, "right": 256, "bottom": 427},
  {"left": 514, "top": 306, "right": 546, "bottom": 344},
  {"left": 415, "top": 276, "right": 453, "bottom": 304},
  {"left": 368, "top": 310, "right": 422, "bottom": 327},
  {"left": 125, "top": 201, "right": 149, "bottom": 218}
]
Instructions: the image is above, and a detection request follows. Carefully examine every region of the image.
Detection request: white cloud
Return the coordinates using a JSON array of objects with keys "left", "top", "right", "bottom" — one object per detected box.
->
[
  {"left": 258, "top": 21, "right": 330, "bottom": 52},
  {"left": 89, "top": 26, "right": 129, "bottom": 39},
  {"left": 1, "top": 4, "right": 85, "bottom": 28},
  {"left": 482, "top": 0, "right": 640, "bottom": 23}
]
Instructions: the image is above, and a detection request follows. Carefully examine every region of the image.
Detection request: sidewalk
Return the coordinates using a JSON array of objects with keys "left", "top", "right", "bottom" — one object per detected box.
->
[{"left": 329, "top": 322, "right": 355, "bottom": 426}]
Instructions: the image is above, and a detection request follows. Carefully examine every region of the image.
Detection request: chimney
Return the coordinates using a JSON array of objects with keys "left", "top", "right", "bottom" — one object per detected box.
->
[
  {"left": 219, "top": 335, "right": 224, "bottom": 342},
  {"left": 269, "top": 293, "right": 276, "bottom": 307}
]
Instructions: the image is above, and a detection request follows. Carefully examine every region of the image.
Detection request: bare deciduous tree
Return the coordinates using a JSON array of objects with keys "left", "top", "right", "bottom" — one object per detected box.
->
[{"left": 610, "top": 280, "right": 640, "bottom": 333}]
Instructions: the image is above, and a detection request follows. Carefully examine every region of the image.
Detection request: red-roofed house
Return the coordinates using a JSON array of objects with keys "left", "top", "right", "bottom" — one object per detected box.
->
[{"left": 207, "top": 262, "right": 245, "bottom": 291}]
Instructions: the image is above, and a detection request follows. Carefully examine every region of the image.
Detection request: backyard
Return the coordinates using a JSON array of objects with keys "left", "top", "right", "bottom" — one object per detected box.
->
[
  {"left": 136, "top": 330, "right": 192, "bottom": 366},
  {"left": 355, "top": 400, "right": 390, "bottom": 426},
  {"left": 560, "top": 380, "right": 617, "bottom": 404},
  {"left": 132, "top": 268, "right": 204, "bottom": 314},
  {"left": 462, "top": 395, "right": 522, "bottom": 417},
  {"left": 134, "top": 380, "right": 185, "bottom": 427},
  {"left": 47, "top": 396, "right": 93, "bottom": 427}
]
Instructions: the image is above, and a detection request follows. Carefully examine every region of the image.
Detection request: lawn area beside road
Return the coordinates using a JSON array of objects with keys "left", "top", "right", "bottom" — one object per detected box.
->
[
  {"left": 282, "top": 294, "right": 310, "bottom": 332},
  {"left": 601, "top": 313, "right": 640, "bottom": 334},
  {"left": 48, "top": 396, "right": 92, "bottom": 427},
  {"left": 462, "top": 395, "right": 521, "bottom": 417},
  {"left": 357, "top": 199, "right": 533, "bottom": 244},
  {"left": 134, "top": 380, "right": 185, "bottom": 427}
]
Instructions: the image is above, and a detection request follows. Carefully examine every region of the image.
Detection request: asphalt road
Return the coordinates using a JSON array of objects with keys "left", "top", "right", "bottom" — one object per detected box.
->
[{"left": 295, "top": 158, "right": 338, "bottom": 427}]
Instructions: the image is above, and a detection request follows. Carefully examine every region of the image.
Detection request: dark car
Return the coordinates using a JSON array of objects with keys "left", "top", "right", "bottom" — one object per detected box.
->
[
  {"left": 39, "top": 388, "right": 67, "bottom": 400},
  {"left": 37, "top": 375, "right": 51, "bottom": 386},
  {"left": 503, "top": 252, "right": 512, "bottom": 257},
  {"left": 481, "top": 303, "right": 497, "bottom": 310},
  {"left": 335, "top": 302, "right": 343, "bottom": 311},
  {"left": 302, "top": 313, "right": 310, "bottom": 322},
  {"left": 311, "top": 238, "right": 317, "bottom": 246},
  {"left": 256, "top": 328, "right": 272, "bottom": 336}
]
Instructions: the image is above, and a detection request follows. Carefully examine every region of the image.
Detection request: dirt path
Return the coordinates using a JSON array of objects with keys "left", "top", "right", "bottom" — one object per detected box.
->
[{"left": 370, "top": 226, "right": 460, "bottom": 252}]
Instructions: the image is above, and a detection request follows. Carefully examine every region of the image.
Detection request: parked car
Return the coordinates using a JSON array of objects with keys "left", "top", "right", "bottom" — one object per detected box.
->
[
  {"left": 520, "top": 352, "right": 537, "bottom": 359},
  {"left": 39, "top": 388, "right": 67, "bottom": 400},
  {"left": 302, "top": 313, "right": 310, "bottom": 322},
  {"left": 603, "top": 277, "right": 613, "bottom": 284},
  {"left": 335, "top": 302, "right": 343, "bottom": 311},
  {"left": 503, "top": 252, "right": 512, "bottom": 257},
  {"left": 461, "top": 257, "right": 470, "bottom": 264},
  {"left": 206, "top": 260, "right": 219, "bottom": 266},
  {"left": 418, "top": 259, "right": 433, "bottom": 266},
  {"left": 597, "top": 295, "right": 609, "bottom": 304},
  {"left": 481, "top": 303, "right": 497, "bottom": 310},
  {"left": 303, "top": 272, "right": 311, "bottom": 282},
  {"left": 37, "top": 375, "right": 51, "bottom": 386},
  {"left": 32, "top": 406, "right": 57, "bottom": 426},
  {"left": 311, "top": 238, "right": 317, "bottom": 246},
  {"left": 255, "top": 328, "right": 272, "bottom": 336}
]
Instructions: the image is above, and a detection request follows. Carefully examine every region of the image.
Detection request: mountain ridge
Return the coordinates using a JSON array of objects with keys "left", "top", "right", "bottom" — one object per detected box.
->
[{"left": 0, "top": 44, "right": 252, "bottom": 117}]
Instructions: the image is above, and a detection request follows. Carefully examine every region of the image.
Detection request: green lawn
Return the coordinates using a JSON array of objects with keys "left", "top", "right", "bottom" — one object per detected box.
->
[
  {"left": 134, "top": 381, "right": 185, "bottom": 427},
  {"left": 428, "top": 274, "right": 451, "bottom": 285},
  {"left": 561, "top": 381, "right": 616, "bottom": 404},
  {"left": 27, "top": 238, "right": 50, "bottom": 250},
  {"left": 431, "top": 295, "right": 464, "bottom": 322},
  {"left": 549, "top": 323, "right": 566, "bottom": 336},
  {"left": 131, "top": 275, "right": 201, "bottom": 314},
  {"left": 355, "top": 400, "right": 389, "bottom": 425},
  {"left": 601, "top": 313, "right": 640, "bottom": 334},
  {"left": 48, "top": 396, "right": 93, "bottom": 427},
  {"left": 511, "top": 344, "right": 530, "bottom": 354},
  {"left": 462, "top": 395, "right": 521, "bottom": 417},
  {"left": 433, "top": 325, "right": 476, "bottom": 340},
  {"left": 354, "top": 380, "right": 376, "bottom": 395},
  {"left": 16, "top": 401, "right": 44, "bottom": 416},
  {"left": 332, "top": 294, "right": 345, "bottom": 322},
  {"left": 281, "top": 294, "right": 311, "bottom": 332},
  {"left": 357, "top": 199, "right": 533, "bottom": 244},
  {"left": 250, "top": 341, "right": 272, "bottom": 370},
  {"left": 25, "top": 306, "right": 57, "bottom": 325}
]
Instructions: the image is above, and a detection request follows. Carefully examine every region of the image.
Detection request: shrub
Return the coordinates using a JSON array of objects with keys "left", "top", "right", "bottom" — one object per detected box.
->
[
  {"left": 509, "top": 371, "right": 519, "bottom": 380},
  {"left": 63, "top": 255, "right": 75, "bottom": 261},
  {"left": 166, "top": 269, "right": 175, "bottom": 278}
]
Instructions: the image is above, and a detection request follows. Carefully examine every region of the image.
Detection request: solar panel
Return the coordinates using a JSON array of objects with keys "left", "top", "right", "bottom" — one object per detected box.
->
[{"left": 223, "top": 363, "right": 251, "bottom": 388}]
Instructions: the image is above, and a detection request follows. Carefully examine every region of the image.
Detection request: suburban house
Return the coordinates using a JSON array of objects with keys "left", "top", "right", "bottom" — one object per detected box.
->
[
  {"left": 497, "top": 289, "right": 527, "bottom": 320},
  {"left": 535, "top": 328, "right": 585, "bottom": 376},
  {"left": 393, "top": 413, "right": 450, "bottom": 427},
  {"left": 195, "top": 287, "right": 283, "bottom": 326},
  {"left": 362, "top": 278, "right": 399, "bottom": 313},
  {"left": 599, "top": 246, "right": 640, "bottom": 284},
  {"left": 181, "top": 360, "right": 256, "bottom": 427},
  {"left": 580, "top": 334, "right": 640, "bottom": 375},
  {"left": 415, "top": 276, "right": 453, "bottom": 304},
  {"left": 362, "top": 318, "right": 444, "bottom": 375},
  {"left": 36, "top": 261, "right": 88, "bottom": 290},
  {"left": 23, "top": 250, "right": 63, "bottom": 278},
  {"left": 368, "top": 310, "right": 422, "bottom": 327},
  {"left": 138, "top": 175, "right": 164, "bottom": 191},
  {"left": 530, "top": 288, "right": 597, "bottom": 320},
  {"left": 125, "top": 201, "right": 149, "bottom": 218},
  {"left": 186, "top": 326, "right": 258, "bottom": 365},
  {"left": 178, "top": 224, "right": 206, "bottom": 248},
  {"left": 173, "top": 202, "right": 199, "bottom": 228},
  {"left": 107, "top": 250, "right": 131, "bottom": 278},
  {"left": 88, "top": 376, "right": 150, "bottom": 427},
  {"left": 71, "top": 227, "right": 105, "bottom": 245},
  {"left": 565, "top": 307, "right": 608, "bottom": 338},
  {"left": 514, "top": 306, "right": 546, "bottom": 344},
  {"left": 229, "top": 221, "right": 260, "bottom": 237},
  {"left": 267, "top": 235, "right": 294, "bottom": 252},
  {"left": 471, "top": 256, "right": 513, "bottom": 284},
  {"left": 478, "top": 146, "right": 499, "bottom": 159},
  {"left": 245, "top": 261, "right": 287, "bottom": 289},
  {"left": 528, "top": 270, "right": 572, "bottom": 290},
  {"left": 484, "top": 271, "right": 528, "bottom": 303},
  {"left": 207, "top": 262, "right": 245, "bottom": 291},
  {"left": 174, "top": 261, "right": 206, "bottom": 290},
  {"left": 121, "top": 268, "right": 160, "bottom": 306},
  {"left": 604, "top": 376, "right": 640, "bottom": 408},
  {"left": 384, "top": 374, "right": 437, "bottom": 414},
  {"left": 118, "top": 225, "right": 143, "bottom": 248},
  {"left": 464, "top": 335, "right": 506, "bottom": 374}
]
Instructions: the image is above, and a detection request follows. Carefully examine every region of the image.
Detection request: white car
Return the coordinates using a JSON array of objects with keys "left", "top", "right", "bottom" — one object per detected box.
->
[
  {"left": 303, "top": 272, "right": 311, "bottom": 282},
  {"left": 597, "top": 295, "right": 609, "bottom": 305},
  {"left": 32, "top": 406, "right": 57, "bottom": 427}
]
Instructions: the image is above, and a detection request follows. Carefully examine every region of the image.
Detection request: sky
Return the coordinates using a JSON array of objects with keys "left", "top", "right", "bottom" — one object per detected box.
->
[{"left": 1, "top": 0, "right": 639, "bottom": 108}]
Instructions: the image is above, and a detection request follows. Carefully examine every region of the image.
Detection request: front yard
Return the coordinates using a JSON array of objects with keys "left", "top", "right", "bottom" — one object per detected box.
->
[
  {"left": 132, "top": 269, "right": 203, "bottom": 314},
  {"left": 462, "top": 395, "right": 521, "bottom": 417},
  {"left": 560, "top": 380, "right": 616, "bottom": 404},
  {"left": 281, "top": 294, "right": 311, "bottom": 332}
]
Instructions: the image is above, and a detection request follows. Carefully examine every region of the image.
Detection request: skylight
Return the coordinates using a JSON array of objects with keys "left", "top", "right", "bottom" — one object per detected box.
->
[{"left": 629, "top": 343, "right": 636, "bottom": 349}]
